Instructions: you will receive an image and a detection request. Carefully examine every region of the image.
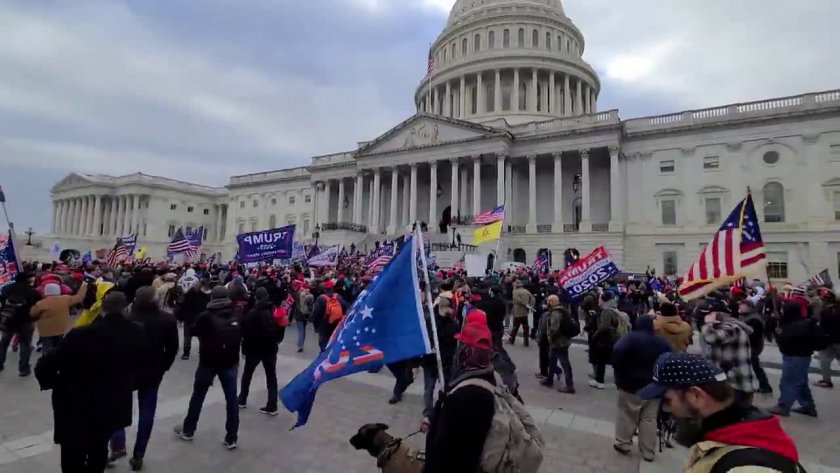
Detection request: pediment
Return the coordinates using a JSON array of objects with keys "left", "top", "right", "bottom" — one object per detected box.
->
[
  {"left": 51, "top": 173, "right": 93, "bottom": 192},
  {"left": 356, "top": 113, "right": 507, "bottom": 156}
]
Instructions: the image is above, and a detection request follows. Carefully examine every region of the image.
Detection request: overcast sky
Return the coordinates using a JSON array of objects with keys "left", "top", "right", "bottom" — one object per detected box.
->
[{"left": 1, "top": 0, "right": 838, "bottom": 233}]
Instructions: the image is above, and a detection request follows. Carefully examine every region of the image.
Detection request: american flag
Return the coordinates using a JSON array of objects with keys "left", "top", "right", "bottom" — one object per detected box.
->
[
  {"left": 0, "top": 231, "right": 19, "bottom": 290},
  {"left": 534, "top": 252, "right": 550, "bottom": 275},
  {"left": 808, "top": 269, "right": 833, "bottom": 289},
  {"left": 426, "top": 47, "right": 435, "bottom": 76},
  {"left": 678, "top": 193, "right": 766, "bottom": 301},
  {"left": 120, "top": 233, "right": 137, "bottom": 253},
  {"left": 167, "top": 228, "right": 193, "bottom": 255},
  {"left": 186, "top": 226, "right": 204, "bottom": 258},
  {"left": 367, "top": 244, "right": 394, "bottom": 274},
  {"left": 473, "top": 204, "right": 505, "bottom": 225},
  {"left": 105, "top": 238, "right": 129, "bottom": 268}
]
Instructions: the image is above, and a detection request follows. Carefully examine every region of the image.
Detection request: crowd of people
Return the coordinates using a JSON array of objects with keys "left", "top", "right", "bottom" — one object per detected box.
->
[{"left": 0, "top": 250, "right": 837, "bottom": 472}]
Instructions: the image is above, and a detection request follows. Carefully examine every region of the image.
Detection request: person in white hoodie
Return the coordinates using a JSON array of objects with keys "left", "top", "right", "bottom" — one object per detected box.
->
[{"left": 178, "top": 269, "right": 198, "bottom": 294}]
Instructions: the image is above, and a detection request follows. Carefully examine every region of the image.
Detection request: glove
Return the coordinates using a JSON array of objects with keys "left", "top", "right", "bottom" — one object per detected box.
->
[{"left": 349, "top": 423, "right": 394, "bottom": 458}]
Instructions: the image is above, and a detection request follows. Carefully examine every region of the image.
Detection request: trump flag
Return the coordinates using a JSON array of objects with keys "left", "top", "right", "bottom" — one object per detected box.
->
[{"left": 280, "top": 235, "right": 432, "bottom": 428}]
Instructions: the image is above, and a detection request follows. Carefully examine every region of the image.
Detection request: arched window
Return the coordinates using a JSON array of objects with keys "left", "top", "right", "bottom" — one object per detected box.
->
[
  {"left": 451, "top": 43, "right": 455, "bottom": 60},
  {"left": 269, "top": 215, "right": 277, "bottom": 229},
  {"left": 488, "top": 30, "right": 495, "bottom": 49},
  {"left": 537, "top": 82, "right": 543, "bottom": 112},
  {"left": 532, "top": 29, "right": 539, "bottom": 48},
  {"left": 502, "top": 81, "right": 512, "bottom": 110},
  {"left": 519, "top": 81, "right": 527, "bottom": 110},
  {"left": 503, "top": 29, "right": 510, "bottom": 48},
  {"left": 518, "top": 28, "right": 525, "bottom": 47},
  {"left": 546, "top": 32, "right": 551, "bottom": 50},
  {"left": 486, "top": 80, "right": 495, "bottom": 112},
  {"left": 566, "top": 39, "right": 571, "bottom": 52},
  {"left": 558, "top": 35, "right": 562, "bottom": 51},
  {"left": 763, "top": 182, "right": 785, "bottom": 222},
  {"left": 462, "top": 38, "right": 467, "bottom": 55},
  {"left": 474, "top": 33, "right": 481, "bottom": 52}
]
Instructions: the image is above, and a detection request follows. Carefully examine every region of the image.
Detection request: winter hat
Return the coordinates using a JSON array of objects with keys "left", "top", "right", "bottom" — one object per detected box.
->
[
  {"left": 454, "top": 322, "right": 492, "bottom": 350},
  {"left": 43, "top": 283, "right": 61, "bottom": 296},
  {"left": 101, "top": 291, "right": 128, "bottom": 315},
  {"left": 659, "top": 302, "right": 677, "bottom": 317},
  {"left": 255, "top": 287, "right": 269, "bottom": 301},
  {"left": 211, "top": 286, "right": 229, "bottom": 301}
]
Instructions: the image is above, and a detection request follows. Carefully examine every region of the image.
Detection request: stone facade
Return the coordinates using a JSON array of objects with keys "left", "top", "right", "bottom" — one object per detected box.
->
[{"left": 46, "top": 0, "right": 840, "bottom": 284}]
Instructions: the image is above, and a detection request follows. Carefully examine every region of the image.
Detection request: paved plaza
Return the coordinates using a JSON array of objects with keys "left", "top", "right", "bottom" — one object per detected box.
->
[{"left": 1, "top": 331, "right": 839, "bottom": 473}]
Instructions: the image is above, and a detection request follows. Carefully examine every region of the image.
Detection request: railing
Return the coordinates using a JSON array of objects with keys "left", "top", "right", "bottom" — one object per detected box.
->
[
  {"left": 431, "top": 242, "right": 477, "bottom": 253},
  {"left": 523, "top": 109, "right": 620, "bottom": 134},
  {"left": 320, "top": 222, "right": 368, "bottom": 233},
  {"left": 592, "top": 223, "right": 610, "bottom": 232},
  {"left": 509, "top": 225, "right": 527, "bottom": 234},
  {"left": 311, "top": 152, "right": 355, "bottom": 167},
  {"left": 536, "top": 224, "right": 552, "bottom": 233},
  {"left": 816, "top": 90, "right": 840, "bottom": 103},
  {"left": 450, "top": 215, "right": 475, "bottom": 226},
  {"left": 563, "top": 223, "right": 579, "bottom": 233}
]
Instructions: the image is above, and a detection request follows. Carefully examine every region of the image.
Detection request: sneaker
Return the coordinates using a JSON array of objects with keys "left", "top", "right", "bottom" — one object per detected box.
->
[
  {"left": 642, "top": 453, "right": 655, "bottom": 462},
  {"left": 18, "top": 370, "right": 30, "bottom": 377},
  {"left": 557, "top": 386, "right": 576, "bottom": 394},
  {"left": 108, "top": 450, "right": 127, "bottom": 463},
  {"left": 814, "top": 380, "right": 834, "bottom": 389},
  {"left": 768, "top": 406, "right": 790, "bottom": 417},
  {"left": 388, "top": 394, "right": 402, "bottom": 405},
  {"left": 238, "top": 401, "right": 247, "bottom": 409},
  {"left": 259, "top": 407, "right": 279, "bottom": 416},
  {"left": 613, "top": 444, "right": 631, "bottom": 455},
  {"left": 173, "top": 425, "right": 195, "bottom": 441},
  {"left": 129, "top": 457, "right": 143, "bottom": 471},
  {"left": 757, "top": 386, "right": 774, "bottom": 395},
  {"left": 791, "top": 406, "right": 818, "bottom": 418},
  {"left": 297, "top": 348, "right": 303, "bottom": 353},
  {"left": 539, "top": 379, "right": 554, "bottom": 388},
  {"left": 223, "top": 440, "right": 238, "bottom": 450},
  {"left": 181, "top": 354, "right": 189, "bottom": 360},
  {"left": 588, "top": 379, "right": 606, "bottom": 390}
]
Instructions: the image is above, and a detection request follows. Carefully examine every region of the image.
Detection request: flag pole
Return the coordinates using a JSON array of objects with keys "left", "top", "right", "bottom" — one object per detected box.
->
[
  {"left": 416, "top": 227, "right": 447, "bottom": 399},
  {"left": 1, "top": 197, "right": 24, "bottom": 266},
  {"left": 427, "top": 42, "right": 433, "bottom": 114},
  {"left": 493, "top": 201, "right": 506, "bottom": 272}
]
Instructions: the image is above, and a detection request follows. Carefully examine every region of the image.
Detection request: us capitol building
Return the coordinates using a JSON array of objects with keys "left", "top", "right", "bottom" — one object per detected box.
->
[{"left": 47, "top": 0, "right": 840, "bottom": 283}]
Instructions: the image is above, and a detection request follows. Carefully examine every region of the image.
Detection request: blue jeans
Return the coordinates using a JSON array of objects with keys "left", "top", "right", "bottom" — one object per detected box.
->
[
  {"left": 296, "top": 320, "right": 307, "bottom": 350},
  {"left": 0, "top": 325, "right": 34, "bottom": 373},
  {"left": 548, "top": 346, "right": 574, "bottom": 388},
  {"left": 777, "top": 355, "right": 814, "bottom": 410},
  {"left": 182, "top": 365, "right": 239, "bottom": 443},
  {"left": 110, "top": 386, "right": 159, "bottom": 458}
]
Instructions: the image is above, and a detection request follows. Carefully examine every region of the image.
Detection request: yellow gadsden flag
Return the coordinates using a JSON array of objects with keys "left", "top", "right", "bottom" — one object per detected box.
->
[
  {"left": 135, "top": 245, "right": 148, "bottom": 260},
  {"left": 473, "top": 220, "right": 502, "bottom": 245}
]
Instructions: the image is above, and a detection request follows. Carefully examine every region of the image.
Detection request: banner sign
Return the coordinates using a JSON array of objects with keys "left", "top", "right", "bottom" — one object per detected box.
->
[
  {"left": 0, "top": 232, "right": 19, "bottom": 291},
  {"left": 291, "top": 241, "right": 306, "bottom": 262},
  {"left": 307, "top": 245, "right": 341, "bottom": 267},
  {"left": 556, "top": 245, "right": 619, "bottom": 300},
  {"left": 236, "top": 225, "right": 295, "bottom": 264}
]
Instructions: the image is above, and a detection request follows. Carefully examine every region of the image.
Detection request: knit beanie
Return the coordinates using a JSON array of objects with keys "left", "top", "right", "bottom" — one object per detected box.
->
[{"left": 211, "top": 286, "right": 229, "bottom": 301}]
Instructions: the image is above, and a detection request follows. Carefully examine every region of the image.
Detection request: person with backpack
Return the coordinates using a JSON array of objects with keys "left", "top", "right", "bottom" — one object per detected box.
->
[
  {"left": 237, "top": 287, "right": 283, "bottom": 416},
  {"left": 294, "top": 283, "right": 314, "bottom": 353},
  {"left": 311, "top": 279, "right": 347, "bottom": 352},
  {"left": 177, "top": 277, "right": 211, "bottom": 360},
  {"left": 611, "top": 315, "right": 671, "bottom": 462},
  {"left": 638, "top": 352, "right": 802, "bottom": 472},
  {"left": 542, "top": 295, "right": 578, "bottom": 393},
  {"left": 350, "top": 314, "right": 545, "bottom": 473},
  {"left": 589, "top": 295, "right": 622, "bottom": 390},
  {"left": 174, "top": 286, "right": 242, "bottom": 450},
  {"left": 0, "top": 272, "right": 42, "bottom": 376}
]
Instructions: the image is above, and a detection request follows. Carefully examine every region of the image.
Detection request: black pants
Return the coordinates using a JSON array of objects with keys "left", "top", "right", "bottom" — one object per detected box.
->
[
  {"left": 238, "top": 352, "right": 278, "bottom": 410},
  {"left": 387, "top": 360, "right": 414, "bottom": 397},
  {"left": 594, "top": 363, "right": 607, "bottom": 383},
  {"left": 509, "top": 318, "right": 529, "bottom": 346},
  {"left": 60, "top": 432, "right": 110, "bottom": 473},
  {"left": 182, "top": 323, "right": 193, "bottom": 357},
  {"left": 751, "top": 354, "right": 772, "bottom": 391}
]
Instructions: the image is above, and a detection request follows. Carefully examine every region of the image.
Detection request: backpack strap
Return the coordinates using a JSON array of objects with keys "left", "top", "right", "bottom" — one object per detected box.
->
[
  {"left": 451, "top": 377, "right": 495, "bottom": 394},
  {"left": 710, "top": 447, "right": 804, "bottom": 473}
]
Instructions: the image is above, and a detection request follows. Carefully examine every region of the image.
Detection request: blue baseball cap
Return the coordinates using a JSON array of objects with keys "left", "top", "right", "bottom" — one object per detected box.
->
[{"left": 638, "top": 352, "right": 727, "bottom": 400}]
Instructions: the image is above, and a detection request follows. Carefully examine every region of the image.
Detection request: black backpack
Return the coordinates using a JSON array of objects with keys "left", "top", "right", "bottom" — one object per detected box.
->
[
  {"left": 0, "top": 297, "right": 27, "bottom": 332},
  {"left": 206, "top": 312, "right": 241, "bottom": 363},
  {"left": 559, "top": 313, "right": 581, "bottom": 338}
]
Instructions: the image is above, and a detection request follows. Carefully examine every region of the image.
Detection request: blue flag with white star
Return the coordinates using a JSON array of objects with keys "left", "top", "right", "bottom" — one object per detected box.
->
[{"left": 279, "top": 236, "right": 432, "bottom": 428}]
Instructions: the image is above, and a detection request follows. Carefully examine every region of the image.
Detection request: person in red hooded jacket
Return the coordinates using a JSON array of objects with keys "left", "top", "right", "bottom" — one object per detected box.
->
[{"left": 639, "top": 352, "right": 801, "bottom": 472}]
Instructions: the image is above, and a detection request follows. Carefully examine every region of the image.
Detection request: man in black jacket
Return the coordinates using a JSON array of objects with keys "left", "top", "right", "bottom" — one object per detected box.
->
[
  {"left": 177, "top": 276, "right": 211, "bottom": 360},
  {"left": 815, "top": 290, "right": 840, "bottom": 389},
  {"left": 0, "top": 272, "right": 41, "bottom": 376},
  {"left": 35, "top": 291, "right": 144, "bottom": 473},
  {"left": 174, "top": 286, "right": 242, "bottom": 449},
  {"left": 238, "top": 287, "right": 283, "bottom": 415},
  {"left": 108, "top": 287, "right": 178, "bottom": 471}
]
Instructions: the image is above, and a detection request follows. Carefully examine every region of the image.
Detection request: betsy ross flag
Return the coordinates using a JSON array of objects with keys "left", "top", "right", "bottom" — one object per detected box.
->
[
  {"left": 678, "top": 192, "right": 766, "bottom": 301},
  {"left": 280, "top": 236, "right": 432, "bottom": 427},
  {"left": 105, "top": 238, "right": 129, "bottom": 267},
  {"left": 474, "top": 204, "right": 505, "bottom": 225}
]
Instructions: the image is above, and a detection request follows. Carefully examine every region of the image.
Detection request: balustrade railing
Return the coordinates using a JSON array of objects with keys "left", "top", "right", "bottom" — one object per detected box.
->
[
  {"left": 536, "top": 224, "right": 552, "bottom": 233},
  {"left": 563, "top": 223, "right": 579, "bottom": 233},
  {"left": 509, "top": 225, "right": 527, "bottom": 234},
  {"left": 320, "top": 222, "right": 368, "bottom": 233},
  {"left": 592, "top": 223, "right": 610, "bottom": 232}
]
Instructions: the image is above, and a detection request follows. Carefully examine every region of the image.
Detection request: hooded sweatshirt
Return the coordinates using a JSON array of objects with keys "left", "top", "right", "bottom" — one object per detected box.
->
[
  {"left": 654, "top": 314, "right": 693, "bottom": 352},
  {"left": 178, "top": 269, "right": 198, "bottom": 294},
  {"left": 611, "top": 315, "right": 672, "bottom": 393}
]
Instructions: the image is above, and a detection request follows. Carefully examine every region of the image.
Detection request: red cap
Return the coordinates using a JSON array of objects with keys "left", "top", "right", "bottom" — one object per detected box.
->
[
  {"left": 322, "top": 279, "right": 335, "bottom": 289},
  {"left": 455, "top": 322, "right": 493, "bottom": 350},
  {"left": 464, "top": 308, "right": 487, "bottom": 326}
]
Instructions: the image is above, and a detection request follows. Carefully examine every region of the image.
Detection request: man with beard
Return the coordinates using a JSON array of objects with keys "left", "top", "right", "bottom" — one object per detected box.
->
[{"left": 639, "top": 352, "right": 801, "bottom": 472}]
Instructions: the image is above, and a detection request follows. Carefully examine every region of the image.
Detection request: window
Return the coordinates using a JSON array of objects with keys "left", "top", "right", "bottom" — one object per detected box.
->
[
  {"left": 252, "top": 199, "right": 258, "bottom": 208},
  {"left": 289, "top": 196, "right": 296, "bottom": 205},
  {"left": 450, "top": 43, "right": 455, "bottom": 60},
  {"left": 168, "top": 225, "right": 175, "bottom": 237},
  {"left": 763, "top": 182, "right": 785, "bottom": 222},
  {"left": 831, "top": 144, "right": 840, "bottom": 162},
  {"left": 187, "top": 206, "right": 194, "bottom": 213},
  {"left": 517, "top": 28, "right": 525, "bottom": 47},
  {"left": 661, "top": 199, "right": 677, "bottom": 225},
  {"left": 288, "top": 218, "right": 296, "bottom": 226},
  {"left": 502, "top": 82, "right": 511, "bottom": 110},
  {"left": 531, "top": 29, "right": 539, "bottom": 47},
  {"left": 503, "top": 29, "right": 510, "bottom": 48},
  {"left": 703, "top": 156, "right": 720, "bottom": 170},
  {"left": 239, "top": 201, "right": 245, "bottom": 208},
  {"left": 518, "top": 81, "right": 526, "bottom": 110},
  {"left": 663, "top": 251, "right": 678, "bottom": 276},
  {"left": 269, "top": 215, "right": 276, "bottom": 229},
  {"left": 142, "top": 223, "right": 147, "bottom": 237},
  {"left": 304, "top": 195, "right": 311, "bottom": 203},
  {"left": 486, "top": 81, "right": 495, "bottom": 112},
  {"left": 474, "top": 34, "right": 480, "bottom": 52},
  {"left": 762, "top": 151, "right": 780, "bottom": 165},
  {"left": 251, "top": 222, "right": 257, "bottom": 232},
  {"left": 833, "top": 190, "right": 840, "bottom": 221},
  {"left": 705, "top": 197, "right": 722, "bottom": 225},
  {"left": 462, "top": 38, "right": 467, "bottom": 55},
  {"left": 546, "top": 32, "right": 551, "bottom": 50},
  {"left": 170, "top": 204, "right": 177, "bottom": 210},
  {"left": 767, "top": 252, "right": 789, "bottom": 279},
  {"left": 566, "top": 39, "right": 571, "bottom": 52},
  {"left": 659, "top": 160, "right": 675, "bottom": 174},
  {"left": 237, "top": 223, "right": 245, "bottom": 235},
  {"left": 271, "top": 198, "right": 277, "bottom": 206},
  {"left": 203, "top": 208, "right": 209, "bottom": 215},
  {"left": 488, "top": 30, "right": 495, "bottom": 49}
]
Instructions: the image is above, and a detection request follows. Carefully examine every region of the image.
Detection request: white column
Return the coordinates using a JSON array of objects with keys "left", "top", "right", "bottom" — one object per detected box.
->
[
  {"left": 513, "top": 68, "right": 520, "bottom": 111},
  {"left": 553, "top": 152, "right": 564, "bottom": 231},
  {"left": 609, "top": 146, "right": 622, "bottom": 231},
  {"left": 549, "top": 71, "right": 556, "bottom": 114},
  {"left": 401, "top": 174, "right": 409, "bottom": 227},
  {"left": 444, "top": 81, "right": 452, "bottom": 117},
  {"left": 337, "top": 178, "right": 346, "bottom": 223},
  {"left": 323, "top": 180, "right": 332, "bottom": 224},
  {"left": 450, "top": 158, "right": 459, "bottom": 219},
  {"left": 459, "top": 75, "right": 466, "bottom": 118},
  {"left": 92, "top": 195, "right": 102, "bottom": 236},
  {"left": 496, "top": 154, "right": 505, "bottom": 206},
  {"left": 56, "top": 201, "right": 65, "bottom": 234},
  {"left": 591, "top": 89, "right": 597, "bottom": 113},
  {"left": 472, "top": 155, "right": 482, "bottom": 216},
  {"left": 110, "top": 198, "right": 118, "bottom": 236},
  {"left": 124, "top": 195, "right": 134, "bottom": 235},
  {"left": 72, "top": 198, "right": 81, "bottom": 235},
  {"left": 367, "top": 176, "right": 374, "bottom": 228},
  {"left": 214, "top": 205, "right": 222, "bottom": 242},
  {"left": 66, "top": 199, "right": 74, "bottom": 235},
  {"left": 576, "top": 79, "right": 584, "bottom": 116},
  {"left": 527, "top": 155, "right": 537, "bottom": 231},
  {"left": 460, "top": 166, "right": 469, "bottom": 216},
  {"left": 580, "top": 149, "right": 592, "bottom": 232},
  {"left": 564, "top": 74, "right": 571, "bottom": 116},
  {"left": 353, "top": 173, "right": 363, "bottom": 225},
  {"left": 372, "top": 168, "right": 382, "bottom": 233},
  {"left": 409, "top": 163, "right": 418, "bottom": 224},
  {"left": 584, "top": 85, "right": 591, "bottom": 114},
  {"left": 494, "top": 69, "right": 502, "bottom": 113},
  {"left": 505, "top": 161, "right": 512, "bottom": 217},
  {"left": 530, "top": 68, "right": 538, "bottom": 113},
  {"left": 388, "top": 168, "right": 399, "bottom": 234},
  {"left": 80, "top": 197, "right": 90, "bottom": 236},
  {"left": 116, "top": 196, "right": 125, "bottom": 235},
  {"left": 51, "top": 201, "right": 58, "bottom": 234},
  {"left": 432, "top": 87, "right": 439, "bottom": 115},
  {"left": 476, "top": 73, "right": 484, "bottom": 115},
  {"left": 429, "top": 161, "right": 438, "bottom": 228}
]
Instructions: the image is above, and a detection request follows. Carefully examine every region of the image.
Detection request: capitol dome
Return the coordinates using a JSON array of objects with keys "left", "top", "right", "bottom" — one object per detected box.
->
[{"left": 415, "top": 0, "right": 600, "bottom": 126}]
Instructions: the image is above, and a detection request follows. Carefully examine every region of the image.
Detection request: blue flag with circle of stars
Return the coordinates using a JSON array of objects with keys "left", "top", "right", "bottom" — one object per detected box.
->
[{"left": 279, "top": 235, "right": 432, "bottom": 428}]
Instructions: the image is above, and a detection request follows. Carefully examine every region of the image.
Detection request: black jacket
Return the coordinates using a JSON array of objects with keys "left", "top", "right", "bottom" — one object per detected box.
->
[
  {"left": 129, "top": 301, "right": 179, "bottom": 389},
  {"left": 0, "top": 281, "right": 41, "bottom": 331},
  {"left": 35, "top": 313, "right": 144, "bottom": 444},
  {"left": 611, "top": 316, "right": 671, "bottom": 393},
  {"left": 472, "top": 295, "right": 506, "bottom": 340},
  {"left": 740, "top": 312, "right": 765, "bottom": 357},
  {"left": 193, "top": 299, "right": 242, "bottom": 369},
  {"left": 776, "top": 317, "right": 824, "bottom": 357},
  {"left": 178, "top": 287, "right": 211, "bottom": 324},
  {"left": 241, "top": 298, "right": 283, "bottom": 357},
  {"left": 820, "top": 302, "right": 840, "bottom": 345}
]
